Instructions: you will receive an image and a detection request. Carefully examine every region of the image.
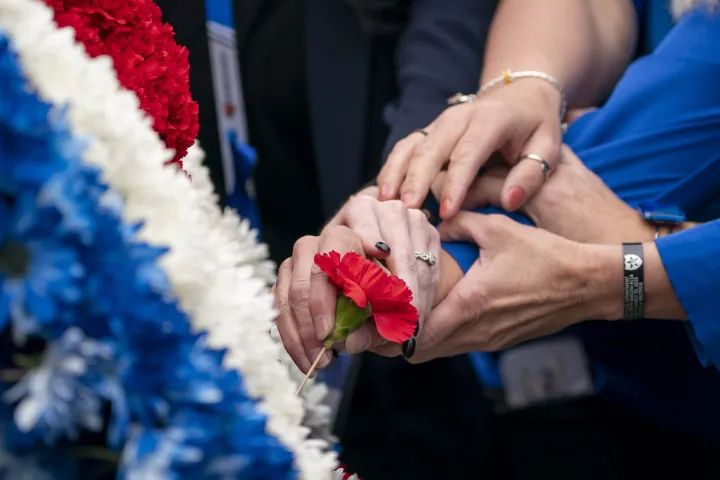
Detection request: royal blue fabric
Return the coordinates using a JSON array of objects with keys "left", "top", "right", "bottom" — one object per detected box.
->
[
  {"left": 656, "top": 220, "right": 720, "bottom": 369},
  {"left": 443, "top": 8, "right": 720, "bottom": 439}
]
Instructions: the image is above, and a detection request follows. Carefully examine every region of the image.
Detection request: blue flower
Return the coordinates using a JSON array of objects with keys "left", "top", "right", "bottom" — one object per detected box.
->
[
  {"left": 3, "top": 328, "right": 127, "bottom": 446},
  {"left": 0, "top": 25, "right": 304, "bottom": 480},
  {"left": 0, "top": 181, "right": 88, "bottom": 343}
]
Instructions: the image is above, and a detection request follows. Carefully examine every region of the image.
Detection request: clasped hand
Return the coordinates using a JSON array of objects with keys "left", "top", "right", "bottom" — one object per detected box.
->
[{"left": 274, "top": 189, "right": 444, "bottom": 374}]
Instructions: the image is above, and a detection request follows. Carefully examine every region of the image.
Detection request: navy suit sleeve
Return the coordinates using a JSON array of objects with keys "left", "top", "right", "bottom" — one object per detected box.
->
[
  {"left": 655, "top": 220, "right": 720, "bottom": 368},
  {"left": 381, "top": 0, "right": 498, "bottom": 160}
]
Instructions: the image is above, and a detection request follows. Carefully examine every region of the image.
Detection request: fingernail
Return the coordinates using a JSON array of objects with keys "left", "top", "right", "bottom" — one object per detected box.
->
[
  {"left": 440, "top": 198, "right": 452, "bottom": 218},
  {"left": 401, "top": 191, "right": 414, "bottom": 205},
  {"left": 402, "top": 337, "right": 417, "bottom": 359},
  {"left": 507, "top": 186, "right": 526, "bottom": 210},
  {"left": 379, "top": 184, "right": 391, "bottom": 199},
  {"left": 316, "top": 315, "right": 333, "bottom": 341},
  {"left": 346, "top": 329, "right": 372, "bottom": 354},
  {"left": 375, "top": 242, "right": 391, "bottom": 254},
  {"left": 413, "top": 322, "right": 420, "bottom": 336}
]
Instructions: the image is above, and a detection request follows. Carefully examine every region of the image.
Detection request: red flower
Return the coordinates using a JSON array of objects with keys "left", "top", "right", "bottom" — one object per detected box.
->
[
  {"left": 314, "top": 251, "right": 418, "bottom": 344},
  {"left": 46, "top": 0, "right": 199, "bottom": 166},
  {"left": 334, "top": 466, "right": 362, "bottom": 479}
]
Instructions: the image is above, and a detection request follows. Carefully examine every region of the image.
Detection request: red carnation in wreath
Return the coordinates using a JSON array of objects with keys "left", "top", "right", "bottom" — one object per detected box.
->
[
  {"left": 314, "top": 251, "right": 418, "bottom": 346},
  {"left": 46, "top": 0, "right": 199, "bottom": 166}
]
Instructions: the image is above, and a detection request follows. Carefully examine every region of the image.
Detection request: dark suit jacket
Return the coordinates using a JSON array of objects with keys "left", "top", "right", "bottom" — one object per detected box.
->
[{"left": 158, "top": 0, "right": 496, "bottom": 216}]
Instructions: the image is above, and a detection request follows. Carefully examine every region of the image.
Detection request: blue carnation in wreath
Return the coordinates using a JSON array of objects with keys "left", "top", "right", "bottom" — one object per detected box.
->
[{"left": 0, "top": 28, "right": 295, "bottom": 480}]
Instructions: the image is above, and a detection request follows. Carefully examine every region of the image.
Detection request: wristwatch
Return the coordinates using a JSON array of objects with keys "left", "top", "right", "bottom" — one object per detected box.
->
[{"left": 637, "top": 203, "right": 686, "bottom": 238}]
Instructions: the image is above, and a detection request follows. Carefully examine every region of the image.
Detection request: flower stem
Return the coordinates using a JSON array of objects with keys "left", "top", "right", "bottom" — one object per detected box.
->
[{"left": 295, "top": 346, "right": 328, "bottom": 396}]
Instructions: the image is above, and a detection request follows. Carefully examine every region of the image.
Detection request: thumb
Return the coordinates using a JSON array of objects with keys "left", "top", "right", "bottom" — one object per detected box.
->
[
  {"left": 413, "top": 274, "right": 482, "bottom": 363},
  {"left": 438, "top": 212, "right": 511, "bottom": 247},
  {"left": 558, "top": 144, "right": 584, "bottom": 167}
]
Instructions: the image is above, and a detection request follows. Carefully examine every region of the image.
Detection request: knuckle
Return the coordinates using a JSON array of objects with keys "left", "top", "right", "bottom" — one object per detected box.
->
[
  {"left": 451, "top": 285, "right": 486, "bottom": 323},
  {"left": 321, "top": 225, "right": 363, "bottom": 254},
  {"left": 384, "top": 199, "right": 408, "bottom": 214},
  {"left": 413, "top": 139, "right": 441, "bottom": 160},
  {"left": 428, "top": 227, "right": 441, "bottom": 245},
  {"left": 293, "top": 235, "right": 318, "bottom": 256},
  {"left": 278, "top": 258, "right": 293, "bottom": 277},
  {"left": 408, "top": 207, "right": 429, "bottom": 225},
  {"left": 485, "top": 214, "right": 509, "bottom": 231},
  {"left": 398, "top": 249, "right": 418, "bottom": 274},
  {"left": 346, "top": 193, "right": 375, "bottom": 211},
  {"left": 288, "top": 279, "right": 311, "bottom": 308},
  {"left": 394, "top": 135, "right": 417, "bottom": 152},
  {"left": 449, "top": 142, "right": 481, "bottom": 166},
  {"left": 324, "top": 225, "right": 353, "bottom": 242}
]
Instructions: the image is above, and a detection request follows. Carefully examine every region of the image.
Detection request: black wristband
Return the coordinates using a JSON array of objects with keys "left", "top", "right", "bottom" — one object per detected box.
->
[{"left": 622, "top": 243, "right": 645, "bottom": 320}]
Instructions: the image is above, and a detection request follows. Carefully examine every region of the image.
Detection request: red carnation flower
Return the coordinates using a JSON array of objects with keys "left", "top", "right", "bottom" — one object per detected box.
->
[
  {"left": 314, "top": 251, "right": 418, "bottom": 345},
  {"left": 46, "top": 0, "right": 199, "bottom": 166},
  {"left": 334, "top": 466, "right": 362, "bottom": 479}
]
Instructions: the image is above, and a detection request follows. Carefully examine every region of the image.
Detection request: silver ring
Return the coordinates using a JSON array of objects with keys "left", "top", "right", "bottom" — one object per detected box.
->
[
  {"left": 447, "top": 93, "right": 477, "bottom": 106},
  {"left": 414, "top": 251, "right": 437, "bottom": 267},
  {"left": 518, "top": 153, "right": 552, "bottom": 178}
]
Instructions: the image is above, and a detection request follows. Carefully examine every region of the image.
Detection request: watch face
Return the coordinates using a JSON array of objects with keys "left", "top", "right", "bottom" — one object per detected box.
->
[{"left": 637, "top": 203, "right": 686, "bottom": 223}]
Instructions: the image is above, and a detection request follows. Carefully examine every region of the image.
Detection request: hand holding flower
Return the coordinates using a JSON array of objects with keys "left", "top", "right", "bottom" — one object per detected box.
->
[{"left": 275, "top": 196, "right": 461, "bottom": 376}]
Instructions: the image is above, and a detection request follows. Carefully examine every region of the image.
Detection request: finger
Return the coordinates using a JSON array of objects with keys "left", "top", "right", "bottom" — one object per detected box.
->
[
  {"left": 275, "top": 258, "right": 311, "bottom": 372},
  {"left": 345, "top": 323, "right": 389, "bottom": 355},
  {"left": 458, "top": 166, "right": 509, "bottom": 210},
  {"left": 324, "top": 187, "right": 380, "bottom": 231},
  {"left": 311, "top": 226, "right": 365, "bottom": 342},
  {"left": 502, "top": 124, "right": 561, "bottom": 211},
  {"left": 410, "top": 289, "right": 466, "bottom": 363},
  {"left": 374, "top": 200, "right": 421, "bottom": 323},
  {"left": 407, "top": 208, "right": 438, "bottom": 331},
  {"left": 369, "top": 342, "right": 403, "bottom": 357},
  {"left": 438, "top": 212, "right": 511, "bottom": 246},
  {"left": 289, "top": 237, "right": 331, "bottom": 372},
  {"left": 399, "top": 107, "right": 473, "bottom": 208},
  {"left": 559, "top": 144, "right": 583, "bottom": 167},
  {"left": 440, "top": 113, "right": 512, "bottom": 218},
  {"left": 565, "top": 107, "right": 597, "bottom": 125},
  {"left": 343, "top": 196, "right": 392, "bottom": 259},
  {"left": 377, "top": 131, "right": 427, "bottom": 200}
]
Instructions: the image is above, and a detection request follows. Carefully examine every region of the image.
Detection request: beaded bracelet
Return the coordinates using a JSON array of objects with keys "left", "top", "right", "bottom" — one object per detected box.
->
[{"left": 448, "top": 69, "right": 568, "bottom": 130}]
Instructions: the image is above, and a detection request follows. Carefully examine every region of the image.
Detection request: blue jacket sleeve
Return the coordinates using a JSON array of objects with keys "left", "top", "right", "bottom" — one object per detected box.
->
[
  {"left": 655, "top": 220, "right": 720, "bottom": 368},
  {"left": 380, "top": 0, "right": 497, "bottom": 159}
]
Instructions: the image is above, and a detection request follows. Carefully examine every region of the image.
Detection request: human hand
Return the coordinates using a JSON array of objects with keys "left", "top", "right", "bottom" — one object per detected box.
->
[
  {"left": 275, "top": 196, "right": 442, "bottom": 373},
  {"left": 435, "top": 145, "right": 656, "bottom": 244},
  {"left": 408, "top": 213, "right": 615, "bottom": 363},
  {"left": 377, "top": 79, "right": 564, "bottom": 217}
]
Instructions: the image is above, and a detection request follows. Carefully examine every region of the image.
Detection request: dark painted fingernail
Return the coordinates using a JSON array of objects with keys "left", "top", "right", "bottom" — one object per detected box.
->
[
  {"left": 332, "top": 349, "right": 339, "bottom": 359},
  {"left": 402, "top": 337, "right": 416, "bottom": 359},
  {"left": 375, "top": 242, "right": 391, "bottom": 254},
  {"left": 413, "top": 322, "right": 420, "bottom": 336}
]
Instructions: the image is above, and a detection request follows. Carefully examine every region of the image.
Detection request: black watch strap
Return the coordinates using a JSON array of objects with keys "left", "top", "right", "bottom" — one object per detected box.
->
[{"left": 622, "top": 243, "right": 645, "bottom": 320}]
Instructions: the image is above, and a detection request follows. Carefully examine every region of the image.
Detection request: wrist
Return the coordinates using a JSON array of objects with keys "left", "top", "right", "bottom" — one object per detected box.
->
[
  {"left": 494, "top": 75, "right": 564, "bottom": 121},
  {"left": 577, "top": 243, "right": 625, "bottom": 321}
]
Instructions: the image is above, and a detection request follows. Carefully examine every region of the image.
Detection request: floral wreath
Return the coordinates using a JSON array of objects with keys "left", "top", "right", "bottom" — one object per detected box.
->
[{"left": 0, "top": 0, "right": 365, "bottom": 478}]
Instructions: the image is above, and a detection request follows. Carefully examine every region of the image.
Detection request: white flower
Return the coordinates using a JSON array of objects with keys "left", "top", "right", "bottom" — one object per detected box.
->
[{"left": 0, "top": 0, "right": 336, "bottom": 477}]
